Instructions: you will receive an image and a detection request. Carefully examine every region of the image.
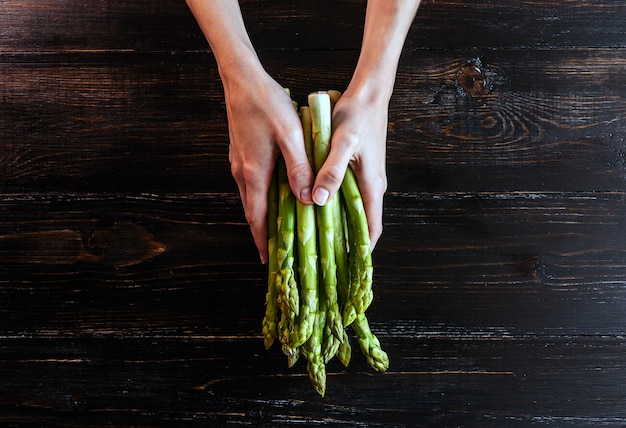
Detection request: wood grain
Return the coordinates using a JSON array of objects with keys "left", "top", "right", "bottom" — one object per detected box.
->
[
  {"left": 2, "top": 0, "right": 625, "bottom": 52},
  {"left": 2, "top": 50, "right": 625, "bottom": 192},
  {"left": 1, "top": 0, "right": 626, "bottom": 426}
]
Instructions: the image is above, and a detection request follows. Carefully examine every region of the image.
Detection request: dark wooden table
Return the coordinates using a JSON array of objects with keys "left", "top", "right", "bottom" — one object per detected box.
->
[{"left": 2, "top": 1, "right": 626, "bottom": 426}]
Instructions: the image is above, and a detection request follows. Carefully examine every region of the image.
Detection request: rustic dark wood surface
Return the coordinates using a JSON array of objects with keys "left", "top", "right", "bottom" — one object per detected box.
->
[{"left": 2, "top": 0, "right": 626, "bottom": 426}]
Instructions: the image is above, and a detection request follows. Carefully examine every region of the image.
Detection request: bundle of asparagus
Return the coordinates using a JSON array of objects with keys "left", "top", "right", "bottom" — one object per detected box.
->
[{"left": 262, "top": 90, "right": 388, "bottom": 397}]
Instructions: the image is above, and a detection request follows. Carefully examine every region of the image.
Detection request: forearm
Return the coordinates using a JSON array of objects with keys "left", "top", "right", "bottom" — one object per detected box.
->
[
  {"left": 348, "top": 0, "right": 420, "bottom": 102},
  {"left": 185, "top": 0, "right": 263, "bottom": 84}
]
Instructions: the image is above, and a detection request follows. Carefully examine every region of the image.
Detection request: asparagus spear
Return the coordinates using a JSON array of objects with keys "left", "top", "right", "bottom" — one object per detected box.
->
[
  {"left": 278, "top": 271, "right": 299, "bottom": 364},
  {"left": 309, "top": 92, "right": 343, "bottom": 341},
  {"left": 263, "top": 89, "right": 388, "bottom": 395},
  {"left": 275, "top": 157, "right": 299, "bottom": 357},
  {"left": 336, "top": 326, "right": 352, "bottom": 368},
  {"left": 327, "top": 89, "right": 342, "bottom": 109},
  {"left": 325, "top": 89, "right": 353, "bottom": 325},
  {"left": 301, "top": 295, "right": 327, "bottom": 397},
  {"left": 341, "top": 167, "right": 373, "bottom": 316},
  {"left": 322, "top": 310, "right": 341, "bottom": 363},
  {"left": 341, "top": 211, "right": 359, "bottom": 327},
  {"left": 328, "top": 89, "right": 353, "bottom": 326},
  {"left": 334, "top": 188, "right": 351, "bottom": 324},
  {"left": 293, "top": 106, "right": 318, "bottom": 348},
  {"left": 262, "top": 169, "right": 280, "bottom": 349},
  {"left": 352, "top": 313, "right": 389, "bottom": 373},
  {"left": 309, "top": 91, "right": 332, "bottom": 173}
]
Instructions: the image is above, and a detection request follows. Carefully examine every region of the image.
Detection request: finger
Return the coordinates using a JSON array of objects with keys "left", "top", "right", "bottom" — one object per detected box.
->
[
  {"left": 312, "top": 132, "right": 355, "bottom": 206},
  {"left": 353, "top": 165, "right": 387, "bottom": 249},
  {"left": 278, "top": 128, "right": 315, "bottom": 205},
  {"left": 242, "top": 170, "right": 272, "bottom": 264},
  {"left": 246, "top": 194, "right": 269, "bottom": 264},
  {"left": 232, "top": 155, "right": 272, "bottom": 264}
]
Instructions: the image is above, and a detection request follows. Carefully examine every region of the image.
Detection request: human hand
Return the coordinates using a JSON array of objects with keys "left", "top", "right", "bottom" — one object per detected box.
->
[
  {"left": 306, "top": 0, "right": 420, "bottom": 249},
  {"left": 312, "top": 88, "right": 389, "bottom": 249},
  {"left": 224, "top": 70, "right": 315, "bottom": 263}
]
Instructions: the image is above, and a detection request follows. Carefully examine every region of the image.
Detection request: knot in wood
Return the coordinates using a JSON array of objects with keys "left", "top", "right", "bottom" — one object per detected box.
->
[{"left": 456, "top": 60, "right": 486, "bottom": 97}]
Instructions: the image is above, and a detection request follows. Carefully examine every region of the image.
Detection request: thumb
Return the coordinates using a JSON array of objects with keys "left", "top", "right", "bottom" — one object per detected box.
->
[{"left": 312, "top": 135, "right": 354, "bottom": 206}]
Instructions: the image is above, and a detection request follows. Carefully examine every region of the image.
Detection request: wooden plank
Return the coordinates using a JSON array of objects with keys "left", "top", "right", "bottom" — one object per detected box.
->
[
  {"left": 2, "top": 50, "right": 625, "bottom": 193},
  {"left": 1, "top": 0, "right": 625, "bottom": 52},
  {"left": 389, "top": 48, "right": 626, "bottom": 192},
  {"left": 411, "top": 0, "right": 626, "bottom": 50},
  {"left": 0, "top": 52, "right": 230, "bottom": 192},
  {"left": 1, "top": 1, "right": 626, "bottom": 426},
  {"left": 0, "top": 0, "right": 205, "bottom": 53},
  {"left": 1, "top": 191, "right": 625, "bottom": 333},
  {"left": 1, "top": 335, "right": 625, "bottom": 425}
]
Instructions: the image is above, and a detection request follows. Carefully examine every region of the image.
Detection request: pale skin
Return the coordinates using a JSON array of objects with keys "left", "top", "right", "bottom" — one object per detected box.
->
[{"left": 186, "top": 0, "right": 421, "bottom": 263}]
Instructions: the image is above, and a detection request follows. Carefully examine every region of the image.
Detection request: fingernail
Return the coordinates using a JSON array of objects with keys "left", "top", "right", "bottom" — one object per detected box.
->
[
  {"left": 259, "top": 252, "right": 267, "bottom": 265},
  {"left": 300, "top": 187, "right": 312, "bottom": 204},
  {"left": 313, "top": 187, "right": 330, "bottom": 206}
]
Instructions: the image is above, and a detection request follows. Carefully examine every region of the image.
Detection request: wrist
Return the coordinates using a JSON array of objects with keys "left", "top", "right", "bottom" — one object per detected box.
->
[
  {"left": 346, "top": 39, "right": 402, "bottom": 106},
  {"left": 215, "top": 43, "right": 264, "bottom": 87},
  {"left": 344, "top": 70, "right": 395, "bottom": 107}
]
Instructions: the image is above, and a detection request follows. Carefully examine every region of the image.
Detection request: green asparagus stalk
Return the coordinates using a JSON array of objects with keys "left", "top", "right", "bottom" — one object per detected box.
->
[
  {"left": 334, "top": 189, "right": 351, "bottom": 323},
  {"left": 309, "top": 92, "right": 343, "bottom": 342},
  {"left": 327, "top": 89, "right": 342, "bottom": 110},
  {"left": 322, "top": 313, "right": 340, "bottom": 363},
  {"left": 262, "top": 89, "right": 388, "bottom": 396},
  {"left": 336, "top": 326, "right": 352, "bottom": 368},
  {"left": 342, "top": 212, "right": 359, "bottom": 327},
  {"left": 325, "top": 88, "right": 354, "bottom": 325},
  {"left": 352, "top": 313, "right": 389, "bottom": 373},
  {"left": 301, "top": 297, "right": 327, "bottom": 397},
  {"left": 262, "top": 169, "right": 280, "bottom": 349},
  {"left": 275, "top": 157, "right": 299, "bottom": 357},
  {"left": 293, "top": 106, "right": 318, "bottom": 348},
  {"left": 308, "top": 92, "right": 332, "bottom": 176},
  {"left": 341, "top": 167, "right": 373, "bottom": 316},
  {"left": 278, "top": 273, "right": 298, "bottom": 363},
  {"left": 284, "top": 86, "right": 304, "bottom": 359}
]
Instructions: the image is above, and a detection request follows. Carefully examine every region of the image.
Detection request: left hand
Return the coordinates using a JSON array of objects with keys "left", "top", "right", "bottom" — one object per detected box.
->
[{"left": 312, "top": 87, "right": 389, "bottom": 248}]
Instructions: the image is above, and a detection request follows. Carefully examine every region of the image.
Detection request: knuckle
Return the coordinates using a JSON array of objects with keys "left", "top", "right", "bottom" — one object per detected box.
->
[
  {"left": 288, "top": 162, "right": 311, "bottom": 181},
  {"left": 230, "top": 162, "right": 243, "bottom": 181},
  {"left": 245, "top": 211, "right": 261, "bottom": 230},
  {"left": 277, "top": 126, "right": 303, "bottom": 152},
  {"left": 243, "top": 200, "right": 265, "bottom": 232},
  {"left": 239, "top": 163, "right": 259, "bottom": 186},
  {"left": 323, "top": 164, "right": 346, "bottom": 186},
  {"left": 336, "top": 129, "right": 359, "bottom": 151},
  {"left": 284, "top": 127, "right": 304, "bottom": 145}
]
